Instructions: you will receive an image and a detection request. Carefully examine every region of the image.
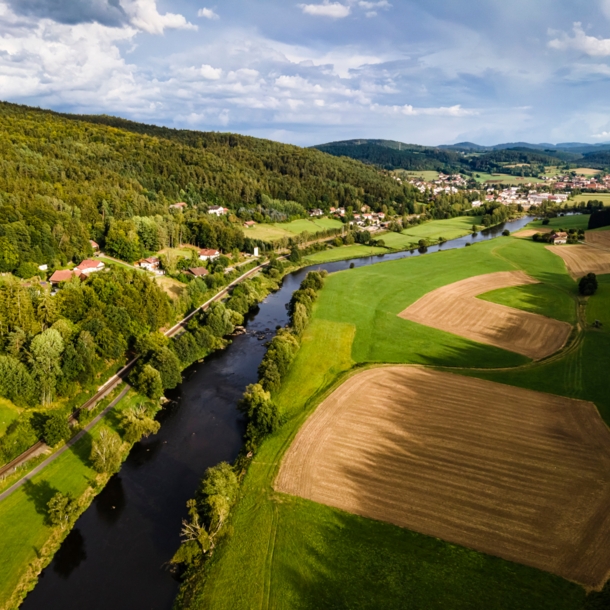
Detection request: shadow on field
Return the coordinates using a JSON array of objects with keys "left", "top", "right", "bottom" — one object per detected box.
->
[
  {"left": 52, "top": 527, "right": 87, "bottom": 579},
  {"left": 22, "top": 478, "right": 59, "bottom": 516}
]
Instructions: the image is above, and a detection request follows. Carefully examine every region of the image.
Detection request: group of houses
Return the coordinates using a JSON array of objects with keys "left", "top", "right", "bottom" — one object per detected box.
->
[
  {"left": 49, "top": 259, "right": 105, "bottom": 285},
  {"left": 475, "top": 187, "right": 570, "bottom": 208}
]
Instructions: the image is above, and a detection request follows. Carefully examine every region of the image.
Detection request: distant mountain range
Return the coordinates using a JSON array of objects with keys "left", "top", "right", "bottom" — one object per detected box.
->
[{"left": 312, "top": 139, "right": 610, "bottom": 174}]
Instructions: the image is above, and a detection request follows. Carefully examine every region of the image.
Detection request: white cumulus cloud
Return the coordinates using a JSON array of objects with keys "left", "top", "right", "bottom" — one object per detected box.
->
[
  {"left": 548, "top": 22, "right": 610, "bottom": 56},
  {"left": 298, "top": 2, "right": 351, "bottom": 18},
  {"left": 123, "top": 0, "right": 196, "bottom": 34},
  {"left": 200, "top": 64, "right": 222, "bottom": 79},
  {"left": 198, "top": 7, "right": 219, "bottom": 20}
]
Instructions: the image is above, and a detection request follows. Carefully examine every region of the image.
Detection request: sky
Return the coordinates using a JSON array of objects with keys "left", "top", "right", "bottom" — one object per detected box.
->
[{"left": 1, "top": 0, "right": 610, "bottom": 146}]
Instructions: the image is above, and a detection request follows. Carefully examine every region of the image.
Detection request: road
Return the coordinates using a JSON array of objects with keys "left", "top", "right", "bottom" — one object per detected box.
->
[{"left": 0, "top": 260, "right": 267, "bottom": 497}]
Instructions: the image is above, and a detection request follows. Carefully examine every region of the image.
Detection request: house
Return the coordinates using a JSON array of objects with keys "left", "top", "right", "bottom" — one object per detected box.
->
[
  {"left": 471, "top": 200, "right": 482, "bottom": 208},
  {"left": 49, "top": 269, "right": 81, "bottom": 284},
  {"left": 244, "top": 220, "right": 257, "bottom": 227},
  {"left": 169, "top": 202, "right": 188, "bottom": 211},
  {"left": 90, "top": 240, "right": 99, "bottom": 251},
  {"left": 199, "top": 248, "right": 220, "bottom": 261},
  {"left": 137, "top": 256, "right": 160, "bottom": 272},
  {"left": 309, "top": 208, "right": 323, "bottom": 217},
  {"left": 38, "top": 264, "right": 48, "bottom": 271},
  {"left": 75, "top": 259, "right": 105, "bottom": 275},
  {"left": 551, "top": 231, "right": 568, "bottom": 245},
  {"left": 187, "top": 267, "right": 209, "bottom": 278},
  {"left": 208, "top": 205, "right": 228, "bottom": 216}
]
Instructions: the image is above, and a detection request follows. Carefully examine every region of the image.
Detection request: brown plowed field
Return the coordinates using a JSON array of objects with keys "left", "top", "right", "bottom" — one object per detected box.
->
[
  {"left": 585, "top": 230, "right": 610, "bottom": 250},
  {"left": 514, "top": 228, "right": 551, "bottom": 238},
  {"left": 397, "top": 271, "right": 571, "bottom": 360},
  {"left": 276, "top": 367, "right": 610, "bottom": 588},
  {"left": 547, "top": 245, "right": 610, "bottom": 279}
]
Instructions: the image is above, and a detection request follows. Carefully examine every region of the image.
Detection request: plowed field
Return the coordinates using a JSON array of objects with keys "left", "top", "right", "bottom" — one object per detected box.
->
[
  {"left": 398, "top": 271, "right": 571, "bottom": 360},
  {"left": 514, "top": 228, "right": 551, "bottom": 238},
  {"left": 585, "top": 230, "right": 610, "bottom": 250},
  {"left": 547, "top": 245, "right": 610, "bottom": 278},
  {"left": 276, "top": 367, "right": 610, "bottom": 588}
]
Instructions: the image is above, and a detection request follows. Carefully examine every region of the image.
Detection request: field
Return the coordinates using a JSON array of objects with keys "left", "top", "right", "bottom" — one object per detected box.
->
[
  {"left": 571, "top": 193, "right": 610, "bottom": 206},
  {"left": 398, "top": 271, "right": 571, "bottom": 360},
  {"left": 514, "top": 228, "right": 552, "bottom": 238},
  {"left": 303, "top": 244, "right": 388, "bottom": 263},
  {"left": 177, "top": 235, "right": 610, "bottom": 610},
  {"left": 242, "top": 218, "right": 342, "bottom": 242},
  {"left": 395, "top": 170, "right": 440, "bottom": 181},
  {"left": 276, "top": 366, "right": 610, "bottom": 588},
  {"left": 0, "top": 400, "right": 19, "bottom": 437},
  {"left": 586, "top": 229, "right": 610, "bottom": 250},
  {"left": 472, "top": 172, "right": 544, "bottom": 184},
  {"left": 573, "top": 167, "right": 601, "bottom": 175},
  {"left": 155, "top": 275, "right": 187, "bottom": 300},
  {"left": 526, "top": 215, "right": 590, "bottom": 231},
  {"left": 546, "top": 244, "right": 610, "bottom": 279}
]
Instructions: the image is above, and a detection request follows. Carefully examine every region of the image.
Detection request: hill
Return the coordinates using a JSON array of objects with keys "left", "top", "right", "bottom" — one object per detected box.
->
[{"left": 0, "top": 101, "right": 408, "bottom": 271}]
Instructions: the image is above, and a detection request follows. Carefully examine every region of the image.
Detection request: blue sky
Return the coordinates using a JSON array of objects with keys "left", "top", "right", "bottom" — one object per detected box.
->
[{"left": 1, "top": 0, "right": 610, "bottom": 146}]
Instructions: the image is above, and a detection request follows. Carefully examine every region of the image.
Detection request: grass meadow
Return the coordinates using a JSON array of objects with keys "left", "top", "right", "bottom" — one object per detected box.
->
[
  {"left": 178, "top": 236, "right": 608, "bottom": 610},
  {"left": 526, "top": 215, "right": 591, "bottom": 231},
  {"left": 303, "top": 244, "right": 388, "bottom": 263},
  {"left": 0, "top": 390, "right": 144, "bottom": 608},
  {"left": 571, "top": 193, "right": 610, "bottom": 206},
  {"left": 0, "top": 399, "right": 19, "bottom": 437},
  {"left": 242, "top": 218, "right": 343, "bottom": 242},
  {"left": 473, "top": 172, "right": 545, "bottom": 184}
]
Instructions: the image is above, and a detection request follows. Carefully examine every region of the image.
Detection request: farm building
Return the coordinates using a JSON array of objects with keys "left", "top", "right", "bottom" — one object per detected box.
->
[
  {"left": 244, "top": 220, "right": 257, "bottom": 227},
  {"left": 199, "top": 248, "right": 220, "bottom": 261},
  {"left": 551, "top": 231, "right": 568, "bottom": 245},
  {"left": 137, "top": 257, "right": 161, "bottom": 272}
]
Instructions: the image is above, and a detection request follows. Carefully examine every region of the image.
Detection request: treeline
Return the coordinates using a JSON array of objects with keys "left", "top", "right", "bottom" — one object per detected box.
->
[
  {"left": 171, "top": 270, "right": 326, "bottom": 574},
  {"left": 588, "top": 208, "right": 610, "bottom": 230},
  {"left": 0, "top": 268, "right": 172, "bottom": 464}
]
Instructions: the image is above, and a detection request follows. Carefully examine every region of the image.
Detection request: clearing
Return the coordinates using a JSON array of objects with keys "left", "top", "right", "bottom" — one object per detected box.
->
[
  {"left": 585, "top": 230, "right": 610, "bottom": 250},
  {"left": 546, "top": 245, "right": 610, "bottom": 279},
  {"left": 398, "top": 271, "right": 571, "bottom": 360},
  {"left": 155, "top": 275, "right": 187, "bottom": 300},
  {"left": 276, "top": 366, "right": 610, "bottom": 589}
]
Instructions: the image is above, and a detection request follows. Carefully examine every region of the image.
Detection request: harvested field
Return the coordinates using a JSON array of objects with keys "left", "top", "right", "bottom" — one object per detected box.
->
[
  {"left": 514, "top": 228, "right": 551, "bottom": 238},
  {"left": 276, "top": 367, "right": 610, "bottom": 589},
  {"left": 586, "top": 230, "right": 610, "bottom": 251},
  {"left": 547, "top": 245, "right": 610, "bottom": 279},
  {"left": 398, "top": 271, "right": 571, "bottom": 360}
]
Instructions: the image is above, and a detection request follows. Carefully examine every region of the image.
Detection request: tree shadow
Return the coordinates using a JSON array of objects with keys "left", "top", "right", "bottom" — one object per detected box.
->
[
  {"left": 22, "top": 478, "right": 59, "bottom": 517},
  {"left": 68, "top": 429, "right": 94, "bottom": 470},
  {"left": 52, "top": 527, "right": 87, "bottom": 579},
  {"left": 94, "top": 474, "right": 126, "bottom": 525}
]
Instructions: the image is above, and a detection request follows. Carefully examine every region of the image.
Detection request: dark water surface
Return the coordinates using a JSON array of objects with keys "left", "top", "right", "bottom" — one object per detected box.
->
[{"left": 21, "top": 215, "right": 536, "bottom": 610}]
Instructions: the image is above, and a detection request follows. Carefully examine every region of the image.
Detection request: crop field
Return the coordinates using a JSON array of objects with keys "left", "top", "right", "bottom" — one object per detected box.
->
[
  {"left": 399, "top": 271, "right": 571, "bottom": 359},
  {"left": 513, "top": 228, "right": 551, "bottom": 238},
  {"left": 573, "top": 167, "right": 601, "bottom": 175},
  {"left": 242, "top": 218, "right": 342, "bottom": 241},
  {"left": 586, "top": 229, "right": 610, "bottom": 250},
  {"left": 546, "top": 245, "right": 610, "bottom": 279},
  {"left": 276, "top": 366, "right": 610, "bottom": 588}
]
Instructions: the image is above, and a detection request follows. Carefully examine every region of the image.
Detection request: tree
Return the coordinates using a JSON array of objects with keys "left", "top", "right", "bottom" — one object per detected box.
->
[
  {"left": 30, "top": 328, "right": 64, "bottom": 405},
  {"left": 43, "top": 412, "right": 71, "bottom": 446},
  {"left": 204, "top": 302, "right": 235, "bottom": 338},
  {"left": 238, "top": 383, "right": 281, "bottom": 450},
  {"left": 119, "top": 404, "right": 160, "bottom": 443},
  {"left": 90, "top": 428, "right": 123, "bottom": 473},
  {"left": 0, "top": 355, "right": 36, "bottom": 406},
  {"left": 292, "top": 302, "right": 309, "bottom": 335},
  {"left": 579, "top": 273, "right": 598, "bottom": 296},
  {"left": 47, "top": 491, "right": 79, "bottom": 529},
  {"left": 134, "top": 364, "right": 164, "bottom": 400},
  {"left": 149, "top": 347, "right": 182, "bottom": 389},
  {"left": 198, "top": 462, "right": 239, "bottom": 532}
]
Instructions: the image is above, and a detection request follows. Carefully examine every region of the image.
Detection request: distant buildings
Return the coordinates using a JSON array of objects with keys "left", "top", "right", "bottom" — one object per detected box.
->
[{"left": 309, "top": 209, "right": 323, "bottom": 217}]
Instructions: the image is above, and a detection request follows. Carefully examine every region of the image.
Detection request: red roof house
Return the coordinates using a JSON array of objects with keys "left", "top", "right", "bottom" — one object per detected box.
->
[
  {"left": 49, "top": 269, "right": 82, "bottom": 284},
  {"left": 75, "top": 259, "right": 105, "bottom": 274}
]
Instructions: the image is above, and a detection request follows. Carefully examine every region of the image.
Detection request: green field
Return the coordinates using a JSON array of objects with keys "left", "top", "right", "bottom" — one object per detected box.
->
[
  {"left": 303, "top": 244, "right": 388, "bottom": 263},
  {"left": 382, "top": 215, "right": 482, "bottom": 249},
  {"left": 394, "top": 169, "right": 440, "bottom": 181},
  {"left": 473, "top": 172, "right": 545, "bottom": 184},
  {"left": 526, "top": 215, "right": 590, "bottom": 230},
  {"left": 242, "top": 218, "right": 343, "bottom": 242},
  {"left": 570, "top": 193, "right": 610, "bottom": 206},
  {"left": 0, "top": 399, "right": 19, "bottom": 437},
  {"left": 0, "top": 390, "right": 143, "bottom": 608},
  {"left": 177, "top": 236, "right": 610, "bottom": 610}
]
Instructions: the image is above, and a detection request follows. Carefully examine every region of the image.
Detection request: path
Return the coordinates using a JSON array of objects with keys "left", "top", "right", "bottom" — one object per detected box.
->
[{"left": 0, "top": 386, "right": 130, "bottom": 502}]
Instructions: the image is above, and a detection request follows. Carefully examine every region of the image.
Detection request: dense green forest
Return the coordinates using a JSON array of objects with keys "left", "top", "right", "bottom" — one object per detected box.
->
[
  {"left": 313, "top": 139, "right": 598, "bottom": 173},
  {"left": 0, "top": 101, "right": 413, "bottom": 272}
]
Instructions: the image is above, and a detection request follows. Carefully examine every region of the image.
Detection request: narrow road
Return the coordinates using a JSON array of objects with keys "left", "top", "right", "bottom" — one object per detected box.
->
[
  {"left": 0, "top": 260, "right": 268, "bottom": 498},
  {"left": 0, "top": 386, "right": 131, "bottom": 502}
]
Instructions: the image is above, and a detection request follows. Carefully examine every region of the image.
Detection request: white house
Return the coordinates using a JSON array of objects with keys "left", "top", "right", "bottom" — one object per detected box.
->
[
  {"left": 208, "top": 205, "right": 228, "bottom": 216},
  {"left": 75, "top": 259, "right": 105, "bottom": 275},
  {"left": 199, "top": 248, "right": 220, "bottom": 261},
  {"left": 137, "top": 256, "right": 161, "bottom": 272},
  {"left": 551, "top": 231, "right": 568, "bottom": 245},
  {"left": 309, "top": 209, "right": 323, "bottom": 217}
]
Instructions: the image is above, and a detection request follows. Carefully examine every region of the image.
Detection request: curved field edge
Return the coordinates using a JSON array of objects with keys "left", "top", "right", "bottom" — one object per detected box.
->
[{"left": 175, "top": 238, "right": 605, "bottom": 609}]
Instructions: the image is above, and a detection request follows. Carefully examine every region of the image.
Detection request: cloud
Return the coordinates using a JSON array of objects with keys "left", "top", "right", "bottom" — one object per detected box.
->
[
  {"left": 4, "top": 0, "right": 195, "bottom": 34},
  {"left": 298, "top": 2, "right": 351, "bottom": 18},
  {"left": 198, "top": 7, "right": 219, "bottom": 20},
  {"left": 358, "top": 1, "right": 391, "bottom": 9},
  {"left": 591, "top": 130, "right": 610, "bottom": 139},
  {"left": 548, "top": 22, "right": 610, "bottom": 56},
  {"left": 372, "top": 103, "right": 478, "bottom": 117},
  {"left": 200, "top": 64, "right": 222, "bottom": 79}
]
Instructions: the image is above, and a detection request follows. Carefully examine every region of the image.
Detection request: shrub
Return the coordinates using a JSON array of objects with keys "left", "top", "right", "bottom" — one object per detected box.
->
[
  {"left": 579, "top": 273, "right": 598, "bottom": 296},
  {"left": 502, "top": 229, "right": 510, "bottom": 236}
]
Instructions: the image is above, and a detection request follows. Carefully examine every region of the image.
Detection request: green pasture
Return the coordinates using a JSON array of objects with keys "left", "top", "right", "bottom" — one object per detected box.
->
[
  {"left": 0, "top": 399, "right": 19, "bottom": 437},
  {"left": 526, "top": 215, "right": 590, "bottom": 230},
  {"left": 303, "top": 244, "right": 388, "bottom": 264},
  {"left": 180, "top": 236, "right": 601, "bottom": 610},
  {"left": 0, "top": 390, "right": 142, "bottom": 608},
  {"left": 242, "top": 218, "right": 343, "bottom": 242},
  {"left": 587, "top": 275, "right": 610, "bottom": 330},
  {"left": 473, "top": 172, "right": 544, "bottom": 184},
  {"left": 570, "top": 193, "right": 610, "bottom": 206},
  {"left": 396, "top": 170, "right": 440, "bottom": 181}
]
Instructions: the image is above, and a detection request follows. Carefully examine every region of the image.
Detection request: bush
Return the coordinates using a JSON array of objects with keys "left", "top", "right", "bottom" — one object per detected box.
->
[
  {"left": 542, "top": 218, "right": 550, "bottom": 225},
  {"left": 502, "top": 229, "right": 510, "bottom": 236},
  {"left": 43, "top": 412, "right": 71, "bottom": 446},
  {"left": 579, "top": 273, "right": 598, "bottom": 296}
]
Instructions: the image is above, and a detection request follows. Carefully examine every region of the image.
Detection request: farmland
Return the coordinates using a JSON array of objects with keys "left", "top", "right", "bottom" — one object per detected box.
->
[
  {"left": 242, "top": 218, "right": 343, "bottom": 242},
  {"left": 178, "top": 234, "right": 610, "bottom": 610},
  {"left": 526, "top": 215, "right": 591, "bottom": 230},
  {"left": 398, "top": 271, "right": 571, "bottom": 359},
  {"left": 586, "top": 229, "right": 610, "bottom": 249},
  {"left": 546, "top": 244, "right": 610, "bottom": 279},
  {"left": 472, "top": 172, "right": 545, "bottom": 184},
  {"left": 303, "top": 244, "right": 388, "bottom": 263},
  {"left": 571, "top": 193, "right": 610, "bottom": 206},
  {"left": 276, "top": 367, "right": 610, "bottom": 588}
]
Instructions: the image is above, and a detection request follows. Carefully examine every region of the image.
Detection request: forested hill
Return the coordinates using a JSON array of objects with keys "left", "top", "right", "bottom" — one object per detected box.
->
[
  {"left": 0, "top": 101, "right": 406, "bottom": 269},
  {"left": 313, "top": 138, "right": 604, "bottom": 171}
]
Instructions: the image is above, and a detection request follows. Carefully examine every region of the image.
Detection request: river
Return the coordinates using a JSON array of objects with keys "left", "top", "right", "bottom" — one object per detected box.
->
[{"left": 21, "top": 215, "right": 537, "bottom": 609}]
